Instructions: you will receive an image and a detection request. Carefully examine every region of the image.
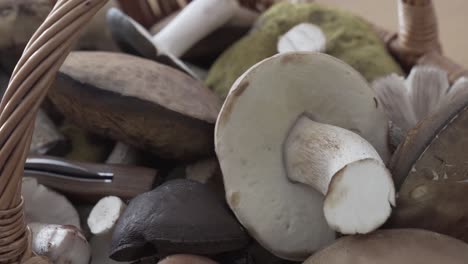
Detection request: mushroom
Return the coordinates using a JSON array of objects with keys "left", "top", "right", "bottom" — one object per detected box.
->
[
  {"left": 22, "top": 177, "right": 81, "bottom": 229},
  {"left": 277, "top": 23, "right": 326, "bottom": 53},
  {"left": 0, "top": 0, "right": 52, "bottom": 73},
  {"left": 106, "top": 0, "right": 276, "bottom": 78},
  {"left": 49, "top": 51, "right": 221, "bottom": 161},
  {"left": 149, "top": 7, "right": 257, "bottom": 67},
  {"left": 386, "top": 88, "right": 468, "bottom": 243},
  {"left": 30, "top": 109, "right": 68, "bottom": 156},
  {"left": 205, "top": 2, "right": 402, "bottom": 99},
  {"left": 29, "top": 223, "right": 91, "bottom": 264},
  {"left": 88, "top": 196, "right": 128, "bottom": 264},
  {"left": 110, "top": 179, "right": 248, "bottom": 261},
  {"left": 106, "top": 142, "right": 139, "bottom": 165},
  {"left": 303, "top": 229, "right": 468, "bottom": 263},
  {"left": 167, "top": 158, "right": 225, "bottom": 200},
  {"left": 158, "top": 255, "right": 219, "bottom": 264},
  {"left": 59, "top": 121, "right": 114, "bottom": 163},
  {"left": 215, "top": 52, "right": 393, "bottom": 260},
  {"left": 373, "top": 66, "right": 468, "bottom": 147}
]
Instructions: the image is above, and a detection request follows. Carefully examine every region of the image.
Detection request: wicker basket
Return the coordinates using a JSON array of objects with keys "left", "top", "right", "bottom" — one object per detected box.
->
[{"left": 0, "top": 0, "right": 465, "bottom": 263}]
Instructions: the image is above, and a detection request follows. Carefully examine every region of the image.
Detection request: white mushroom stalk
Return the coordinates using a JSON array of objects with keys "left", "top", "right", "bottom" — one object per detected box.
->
[
  {"left": 373, "top": 66, "right": 468, "bottom": 145},
  {"left": 108, "top": 0, "right": 240, "bottom": 59},
  {"left": 277, "top": 23, "right": 326, "bottom": 54},
  {"left": 152, "top": 0, "right": 240, "bottom": 57},
  {"left": 88, "top": 196, "right": 127, "bottom": 264},
  {"left": 29, "top": 223, "right": 91, "bottom": 264},
  {"left": 88, "top": 196, "right": 127, "bottom": 235},
  {"left": 284, "top": 115, "right": 395, "bottom": 234}
]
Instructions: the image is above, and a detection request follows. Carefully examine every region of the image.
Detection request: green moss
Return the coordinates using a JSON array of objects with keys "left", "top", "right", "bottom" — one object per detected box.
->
[
  {"left": 60, "top": 121, "right": 114, "bottom": 163},
  {"left": 206, "top": 3, "right": 402, "bottom": 98}
]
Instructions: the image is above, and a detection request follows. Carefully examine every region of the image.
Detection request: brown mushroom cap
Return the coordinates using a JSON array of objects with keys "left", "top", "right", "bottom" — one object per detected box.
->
[
  {"left": 158, "top": 255, "right": 218, "bottom": 264},
  {"left": 304, "top": 229, "right": 468, "bottom": 264},
  {"left": 387, "top": 91, "right": 468, "bottom": 242},
  {"left": 49, "top": 51, "right": 221, "bottom": 160}
]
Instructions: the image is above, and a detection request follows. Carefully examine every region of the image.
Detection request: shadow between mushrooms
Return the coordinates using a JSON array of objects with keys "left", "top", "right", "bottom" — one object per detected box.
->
[
  {"left": 215, "top": 52, "right": 394, "bottom": 260},
  {"left": 49, "top": 51, "right": 221, "bottom": 161}
]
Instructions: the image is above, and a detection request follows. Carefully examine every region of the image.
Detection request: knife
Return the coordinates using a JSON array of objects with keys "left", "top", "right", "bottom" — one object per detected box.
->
[{"left": 24, "top": 155, "right": 159, "bottom": 202}]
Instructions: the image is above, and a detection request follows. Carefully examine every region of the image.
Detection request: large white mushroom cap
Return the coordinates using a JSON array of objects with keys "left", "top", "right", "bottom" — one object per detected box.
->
[{"left": 215, "top": 52, "right": 390, "bottom": 260}]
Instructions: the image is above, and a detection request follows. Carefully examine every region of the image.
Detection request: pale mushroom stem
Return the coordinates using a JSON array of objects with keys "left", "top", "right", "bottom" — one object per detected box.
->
[
  {"left": 283, "top": 115, "right": 395, "bottom": 234},
  {"left": 152, "top": 0, "right": 240, "bottom": 57}
]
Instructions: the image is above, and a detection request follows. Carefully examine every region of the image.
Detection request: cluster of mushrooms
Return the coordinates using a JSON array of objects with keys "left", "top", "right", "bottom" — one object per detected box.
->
[{"left": 3, "top": 0, "right": 468, "bottom": 263}]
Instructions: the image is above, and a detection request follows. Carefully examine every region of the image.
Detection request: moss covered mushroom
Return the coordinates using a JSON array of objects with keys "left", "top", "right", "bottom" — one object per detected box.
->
[{"left": 206, "top": 2, "right": 402, "bottom": 98}]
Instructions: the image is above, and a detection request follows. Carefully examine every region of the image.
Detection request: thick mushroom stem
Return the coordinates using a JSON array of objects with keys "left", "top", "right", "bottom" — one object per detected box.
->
[
  {"left": 152, "top": 0, "right": 240, "bottom": 57},
  {"left": 283, "top": 115, "right": 396, "bottom": 234}
]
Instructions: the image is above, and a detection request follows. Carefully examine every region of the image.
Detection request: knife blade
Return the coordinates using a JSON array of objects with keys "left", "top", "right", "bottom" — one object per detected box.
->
[{"left": 24, "top": 155, "right": 159, "bottom": 202}]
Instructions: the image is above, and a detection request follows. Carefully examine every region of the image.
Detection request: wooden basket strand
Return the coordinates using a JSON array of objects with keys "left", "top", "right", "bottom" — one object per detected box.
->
[{"left": 0, "top": 0, "right": 108, "bottom": 263}]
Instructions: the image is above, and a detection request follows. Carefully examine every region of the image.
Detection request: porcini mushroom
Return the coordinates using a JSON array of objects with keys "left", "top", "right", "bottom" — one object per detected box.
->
[
  {"left": 215, "top": 52, "right": 393, "bottom": 260},
  {"left": 110, "top": 179, "right": 248, "bottom": 261},
  {"left": 22, "top": 177, "right": 81, "bottom": 229},
  {"left": 303, "top": 229, "right": 468, "bottom": 263},
  {"left": 30, "top": 223, "right": 91, "bottom": 264},
  {"left": 49, "top": 51, "right": 221, "bottom": 160},
  {"left": 386, "top": 89, "right": 468, "bottom": 243}
]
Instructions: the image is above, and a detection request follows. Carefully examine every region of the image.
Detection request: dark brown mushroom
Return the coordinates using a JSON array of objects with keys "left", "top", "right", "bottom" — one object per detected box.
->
[
  {"left": 49, "top": 51, "right": 221, "bottom": 161},
  {"left": 110, "top": 179, "right": 249, "bottom": 261},
  {"left": 387, "top": 90, "right": 468, "bottom": 242}
]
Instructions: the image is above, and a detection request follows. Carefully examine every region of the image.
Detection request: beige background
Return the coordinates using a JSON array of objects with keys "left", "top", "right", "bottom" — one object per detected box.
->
[{"left": 315, "top": 0, "right": 468, "bottom": 67}]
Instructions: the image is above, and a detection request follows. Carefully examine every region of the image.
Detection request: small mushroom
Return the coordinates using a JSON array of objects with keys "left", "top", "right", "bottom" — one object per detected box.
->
[
  {"left": 30, "top": 223, "right": 91, "bottom": 264},
  {"left": 373, "top": 66, "right": 468, "bottom": 147},
  {"left": 158, "top": 255, "right": 219, "bottom": 264},
  {"left": 49, "top": 51, "right": 221, "bottom": 161},
  {"left": 277, "top": 23, "right": 326, "bottom": 53},
  {"left": 215, "top": 52, "right": 393, "bottom": 260},
  {"left": 386, "top": 89, "right": 468, "bottom": 242},
  {"left": 110, "top": 179, "right": 249, "bottom": 261},
  {"left": 106, "top": 142, "right": 139, "bottom": 165},
  {"left": 88, "top": 196, "right": 128, "bottom": 264},
  {"left": 30, "top": 109, "right": 68, "bottom": 156},
  {"left": 303, "top": 229, "right": 468, "bottom": 263},
  {"left": 22, "top": 177, "right": 81, "bottom": 229}
]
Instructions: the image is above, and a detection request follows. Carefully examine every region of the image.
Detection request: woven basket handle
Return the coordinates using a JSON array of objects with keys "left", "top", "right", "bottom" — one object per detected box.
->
[
  {"left": 377, "top": 0, "right": 468, "bottom": 81},
  {"left": 0, "top": 1, "right": 108, "bottom": 263}
]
